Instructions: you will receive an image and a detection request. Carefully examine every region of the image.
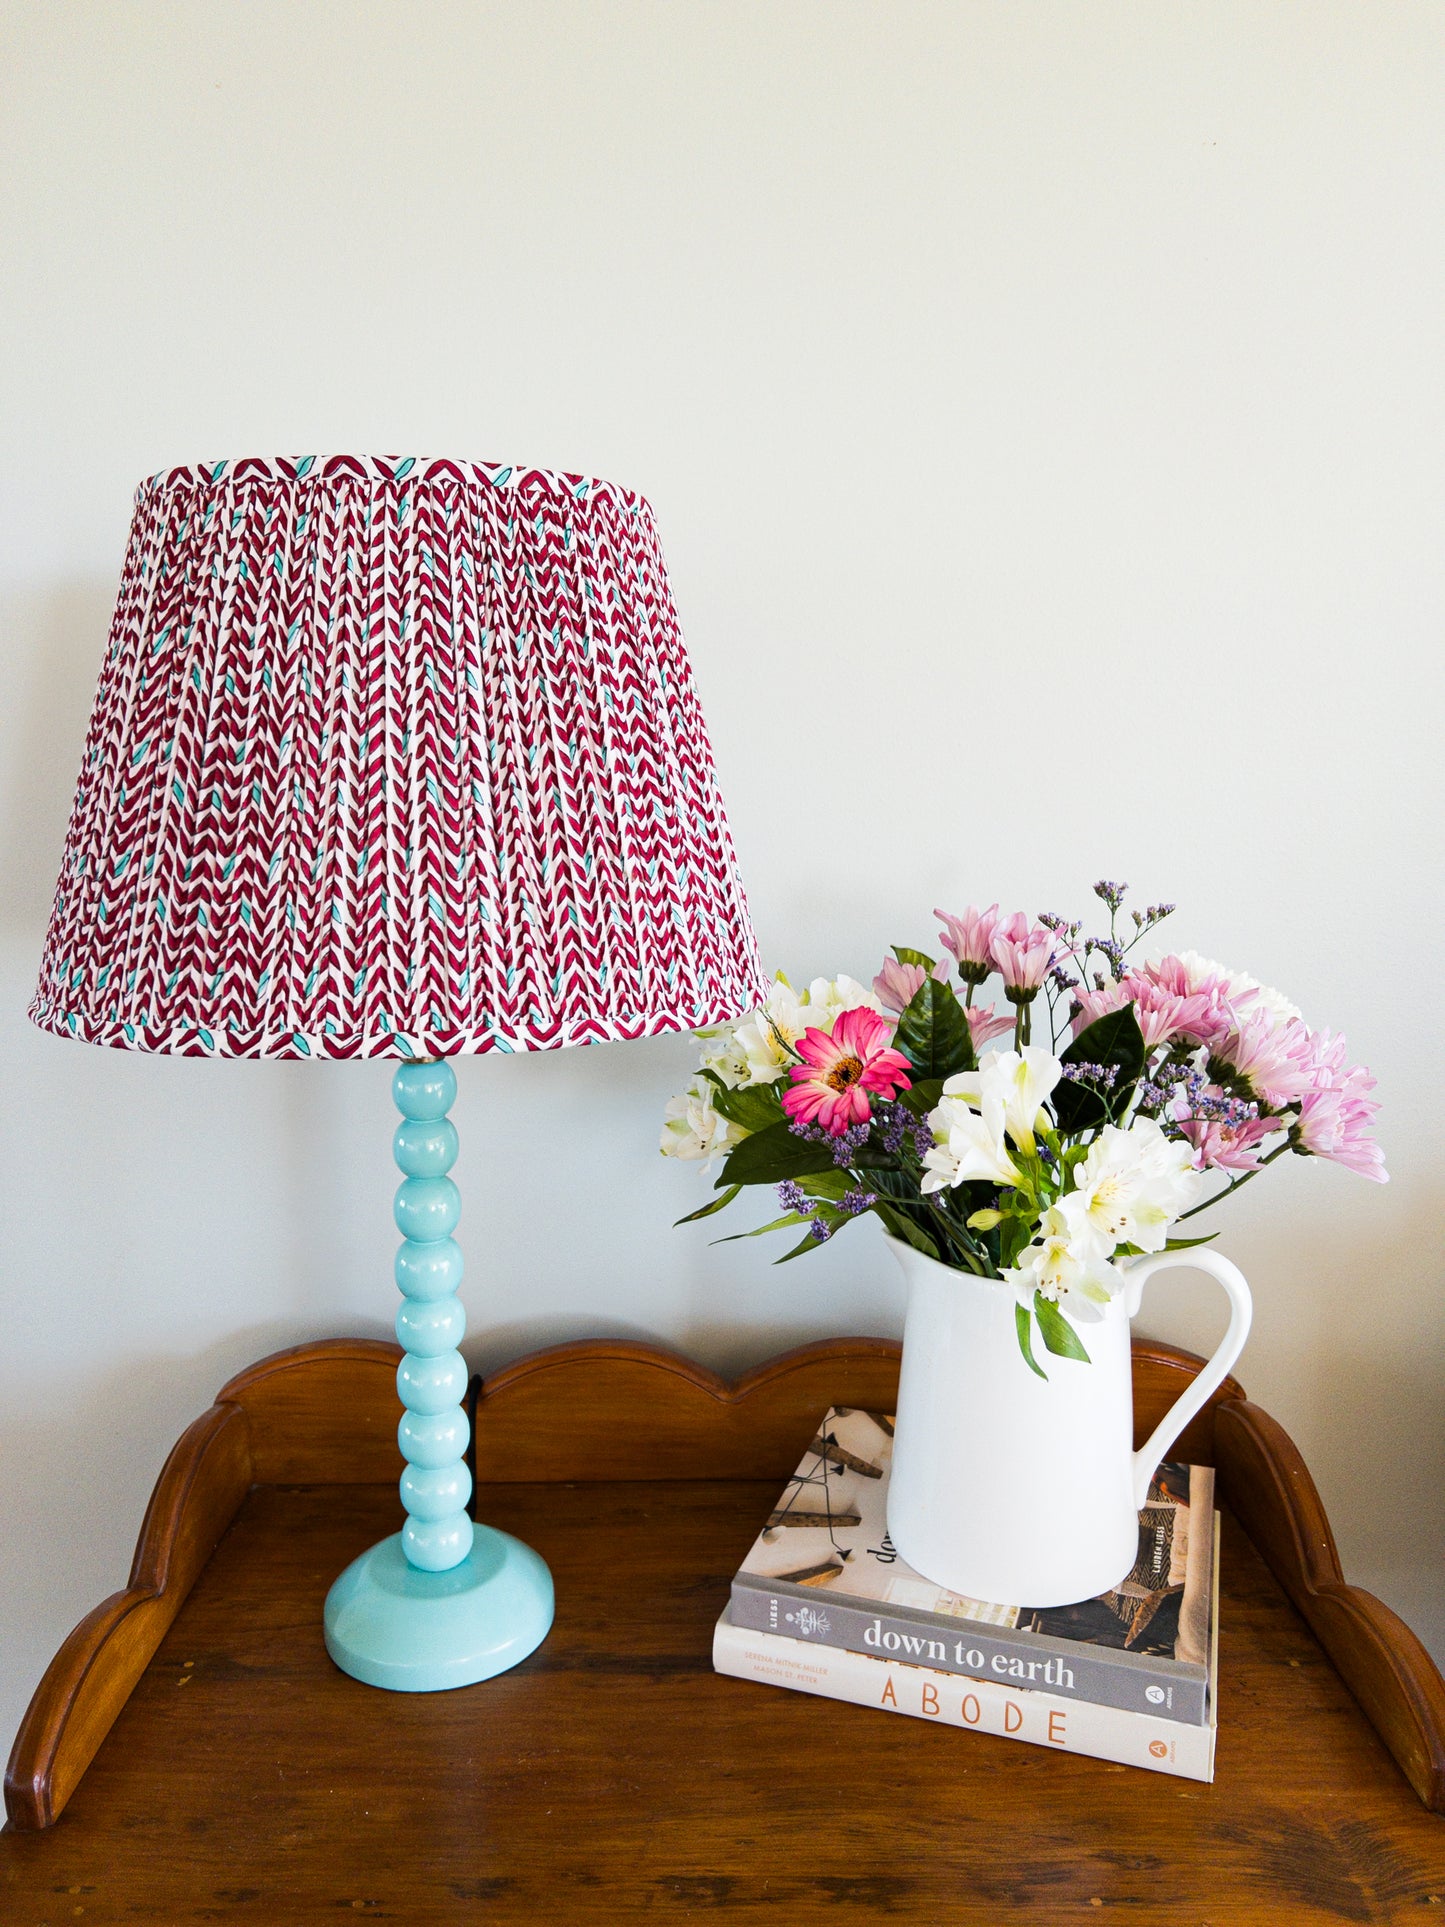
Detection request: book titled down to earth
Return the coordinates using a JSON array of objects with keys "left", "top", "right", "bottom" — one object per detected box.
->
[{"left": 716, "top": 1406, "right": 1220, "bottom": 1781}]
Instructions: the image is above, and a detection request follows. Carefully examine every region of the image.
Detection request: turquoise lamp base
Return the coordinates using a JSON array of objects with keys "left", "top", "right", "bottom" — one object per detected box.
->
[{"left": 324, "top": 1526, "right": 554, "bottom": 1692}]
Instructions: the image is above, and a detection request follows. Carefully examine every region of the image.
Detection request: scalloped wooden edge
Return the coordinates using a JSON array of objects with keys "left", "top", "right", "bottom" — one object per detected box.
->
[
  {"left": 6, "top": 1336, "right": 1442, "bottom": 1829},
  {"left": 1215, "top": 1399, "right": 1445, "bottom": 1811}
]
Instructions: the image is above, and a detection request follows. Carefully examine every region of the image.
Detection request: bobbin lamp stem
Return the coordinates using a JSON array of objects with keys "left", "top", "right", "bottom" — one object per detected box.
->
[{"left": 322, "top": 1062, "right": 554, "bottom": 1690}]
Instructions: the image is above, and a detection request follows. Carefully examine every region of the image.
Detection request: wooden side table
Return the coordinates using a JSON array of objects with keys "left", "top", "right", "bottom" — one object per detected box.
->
[{"left": 4, "top": 1335, "right": 1444, "bottom": 1923}]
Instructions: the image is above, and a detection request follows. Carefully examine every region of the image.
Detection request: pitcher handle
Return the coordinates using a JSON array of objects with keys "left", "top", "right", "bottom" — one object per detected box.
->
[{"left": 1127, "top": 1250, "right": 1253, "bottom": 1511}]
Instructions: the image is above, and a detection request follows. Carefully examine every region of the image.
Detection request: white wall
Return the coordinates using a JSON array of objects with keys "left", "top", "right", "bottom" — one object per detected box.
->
[{"left": 2, "top": 2, "right": 1441, "bottom": 1754}]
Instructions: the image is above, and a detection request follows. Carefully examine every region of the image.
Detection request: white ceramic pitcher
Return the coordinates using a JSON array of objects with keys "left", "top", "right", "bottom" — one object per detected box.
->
[{"left": 884, "top": 1234, "right": 1252, "bottom": 1608}]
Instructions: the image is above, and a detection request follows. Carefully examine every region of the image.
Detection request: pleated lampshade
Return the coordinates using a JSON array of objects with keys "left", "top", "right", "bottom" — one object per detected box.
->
[{"left": 30, "top": 454, "right": 767, "bottom": 1059}]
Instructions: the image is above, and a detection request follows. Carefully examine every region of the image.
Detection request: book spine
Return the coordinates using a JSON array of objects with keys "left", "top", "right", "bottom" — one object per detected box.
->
[
  {"left": 729, "top": 1577, "right": 1206, "bottom": 1725},
  {"left": 713, "top": 1615, "right": 1216, "bottom": 1784}
]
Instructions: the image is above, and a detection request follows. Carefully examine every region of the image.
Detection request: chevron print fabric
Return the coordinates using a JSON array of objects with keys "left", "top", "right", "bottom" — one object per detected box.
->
[{"left": 31, "top": 455, "right": 768, "bottom": 1059}]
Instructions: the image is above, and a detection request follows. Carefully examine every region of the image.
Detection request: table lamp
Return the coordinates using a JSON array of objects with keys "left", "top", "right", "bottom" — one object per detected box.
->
[{"left": 30, "top": 454, "right": 767, "bottom": 1691}]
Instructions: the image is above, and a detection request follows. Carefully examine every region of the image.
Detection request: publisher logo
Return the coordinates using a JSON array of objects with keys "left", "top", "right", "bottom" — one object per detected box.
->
[
  {"left": 1148, "top": 1741, "right": 1169, "bottom": 1759},
  {"left": 785, "top": 1606, "right": 832, "bottom": 1640},
  {"left": 1145, "top": 1686, "right": 1166, "bottom": 1704}
]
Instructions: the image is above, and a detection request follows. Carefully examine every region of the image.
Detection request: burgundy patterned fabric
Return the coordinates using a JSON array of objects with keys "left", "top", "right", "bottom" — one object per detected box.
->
[{"left": 31, "top": 455, "right": 767, "bottom": 1059}]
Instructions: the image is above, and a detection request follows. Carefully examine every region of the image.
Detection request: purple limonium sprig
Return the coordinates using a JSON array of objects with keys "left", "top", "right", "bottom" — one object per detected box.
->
[
  {"left": 1178, "top": 1073, "right": 1261, "bottom": 1129},
  {"left": 1060, "top": 1061, "right": 1119, "bottom": 1088},
  {"left": 788, "top": 1115, "right": 873, "bottom": 1165},
  {"left": 809, "top": 1219, "right": 832, "bottom": 1242},
  {"left": 1085, "top": 935, "right": 1125, "bottom": 975},
  {"left": 776, "top": 1180, "right": 819, "bottom": 1216},
  {"left": 1093, "top": 880, "right": 1128, "bottom": 912},
  {"left": 876, "top": 1100, "right": 934, "bottom": 1160},
  {"left": 838, "top": 1188, "right": 878, "bottom": 1215},
  {"left": 1135, "top": 1060, "right": 1192, "bottom": 1115},
  {"left": 1037, "top": 912, "right": 1082, "bottom": 938}
]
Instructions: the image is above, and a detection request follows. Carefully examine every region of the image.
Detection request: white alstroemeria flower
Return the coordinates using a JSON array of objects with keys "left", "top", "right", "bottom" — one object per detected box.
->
[
  {"left": 732, "top": 980, "right": 815, "bottom": 1085},
  {"left": 659, "top": 1080, "right": 744, "bottom": 1169},
  {"left": 920, "top": 1094, "right": 1023, "bottom": 1193},
  {"left": 698, "top": 1024, "right": 750, "bottom": 1090},
  {"left": 731, "top": 973, "right": 882, "bottom": 1085},
  {"left": 804, "top": 973, "right": 884, "bottom": 1027},
  {"left": 942, "top": 1046, "right": 1062, "bottom": 1155},
  {"left": 1002, "top": 1199, "right": 1120, "bottom": 1320},
  {"left": 1065, "top": 1117, "right": 1204, "bottom": 1254}
]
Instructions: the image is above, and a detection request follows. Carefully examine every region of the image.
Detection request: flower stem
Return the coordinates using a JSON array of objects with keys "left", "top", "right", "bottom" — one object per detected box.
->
[{"left": 1176, "top": 1139, "right": 1292, "bottom": 1221}]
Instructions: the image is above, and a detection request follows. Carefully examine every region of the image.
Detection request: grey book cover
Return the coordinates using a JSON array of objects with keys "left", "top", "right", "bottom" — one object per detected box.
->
[{"left": 730, "top": 1406, "right": 1214, "bottom": 1727}]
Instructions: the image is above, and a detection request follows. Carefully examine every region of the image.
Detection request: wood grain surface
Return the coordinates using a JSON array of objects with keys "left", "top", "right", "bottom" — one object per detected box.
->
[
  {"left": 3, "top": 1336, "right": 1443, "bottom": 1924},
  {"left": 3, "top": 1478, "right": 1444, "bottom": 1924}
]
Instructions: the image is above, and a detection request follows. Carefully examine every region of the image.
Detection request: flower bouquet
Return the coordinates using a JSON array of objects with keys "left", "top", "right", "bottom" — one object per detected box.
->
[{"left": 661, "top": 882, "right": 1386, "bottom": 1378}]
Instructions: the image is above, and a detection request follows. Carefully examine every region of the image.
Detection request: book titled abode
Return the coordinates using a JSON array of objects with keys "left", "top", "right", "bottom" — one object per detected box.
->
[
  {"left": 713, "top": 1516, "right": 1221, "bottom": 1783},
  {"left": 729, "top": 1407, "right": 1216, "bottom": 1724}
]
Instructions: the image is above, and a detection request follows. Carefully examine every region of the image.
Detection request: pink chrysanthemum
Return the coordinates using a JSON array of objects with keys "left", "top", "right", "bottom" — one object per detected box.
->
[
  {"left": 1177, "top": 1109, "right": 1280, "bottom": 1173},
  {"left": 1212, "top": 1010, "right": 1316, "bottom": 1107},
  {"left": 934, "top": 904, "right": 1000, "bottom": 983},
  {"left": 1292, "top": 1030, "right": 1388, "bottom": 1183},
  {"left": 1071, "top": 978, "right": 1134, "bottom": 1034},
  {"left": 872, "top": 955, "right": 950, "bottom": 1015},
  {"left": 965, "top": 1003, "right": 1015, "bottom": 1049},
  {"left": 1138, "top": 953, "right": 1234, "bottom": 1004},
  {"left": 1075, "top": 965, "right": 1230, "bottom": 1051},
  {"left": 989, "top": 912, "right": 1058, "bottom": 999},
  {"left": 1131, "top": 981, "right": 1227, "bottom": 1050},
  {"left": 782, "top": 1006, "right": 913, "bottom": 1136}
]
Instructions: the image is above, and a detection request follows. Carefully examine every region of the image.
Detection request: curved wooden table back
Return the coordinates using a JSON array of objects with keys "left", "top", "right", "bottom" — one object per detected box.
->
[{"left": 6, "top": 1335, "right": 1443, "bottom": 1830}]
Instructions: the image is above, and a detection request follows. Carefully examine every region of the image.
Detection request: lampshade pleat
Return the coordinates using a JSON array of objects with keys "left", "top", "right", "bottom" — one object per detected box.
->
[{"left": 31, "top": 455, "right": 768, "bottom": 1059}]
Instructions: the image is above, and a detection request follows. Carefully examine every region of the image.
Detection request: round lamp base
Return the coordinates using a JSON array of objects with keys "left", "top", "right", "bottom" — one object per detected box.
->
[{"left": 324, "top": 1526, "right": 554, "bottom": 1691}]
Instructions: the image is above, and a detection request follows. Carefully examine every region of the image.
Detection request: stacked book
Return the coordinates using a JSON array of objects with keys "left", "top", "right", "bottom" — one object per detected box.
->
[{"left": 714, "top": 1406, "right": 1220, "bottom": 1780}]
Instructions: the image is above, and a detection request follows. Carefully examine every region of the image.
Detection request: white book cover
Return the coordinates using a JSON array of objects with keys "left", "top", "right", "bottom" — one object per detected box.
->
[
  {"left": 730, "top": 1405, "right": 1215, "bottom": 1723},
  {"left": 715, "top": 1515, "right": 1222, "bottom": 1785}
]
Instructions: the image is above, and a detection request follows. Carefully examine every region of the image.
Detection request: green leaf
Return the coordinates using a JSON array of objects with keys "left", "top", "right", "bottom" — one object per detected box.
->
[
  {"left": 674, "top": 1182, "right": 742, "bottom": 1226},
  {"left": 794, "top": 1170, "right": 854, "bottom": 1201},
  {"left": 1015, "top": 1303, "right": 1047, "bottom": 1379},
  {"left": 897, "top": 1076, "right": 944, "bottom": 1119},
  {"left": 775, "top": 1226, "right": 835, "bottom": 1262},
  {"left": 892, "top": 945, "right": 937, "bottom": 970},
  {"left": 893, "top": 978, "right": 976, "bottom": 1082},
  {"left": 1033, "top": 1290, "right": 1092, "bottom": 1363},
  {"left": 1115, "top": 1230, "right": 1220, "bottom": 1257},
  {"left": 716, "top": 1119, "right": 838, "bottom": 1188},
  {"left": 713, "top": 1211, "right": 813, "bottom": 1243},
  {"left": 1052, "top": 1005, "right": 1147, "bottom": 1134},
  {"left": 873, "top": 1199, "right": 941, "bottom": 1260},
  {"left": 699, "top": 1071, "right": 785, "bottom": 1133}
]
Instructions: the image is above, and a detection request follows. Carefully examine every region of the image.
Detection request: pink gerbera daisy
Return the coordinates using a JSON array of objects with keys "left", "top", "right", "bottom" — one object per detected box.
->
[{"left": 782, "top": 1006, "right": 913, "bottom": 1136}]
